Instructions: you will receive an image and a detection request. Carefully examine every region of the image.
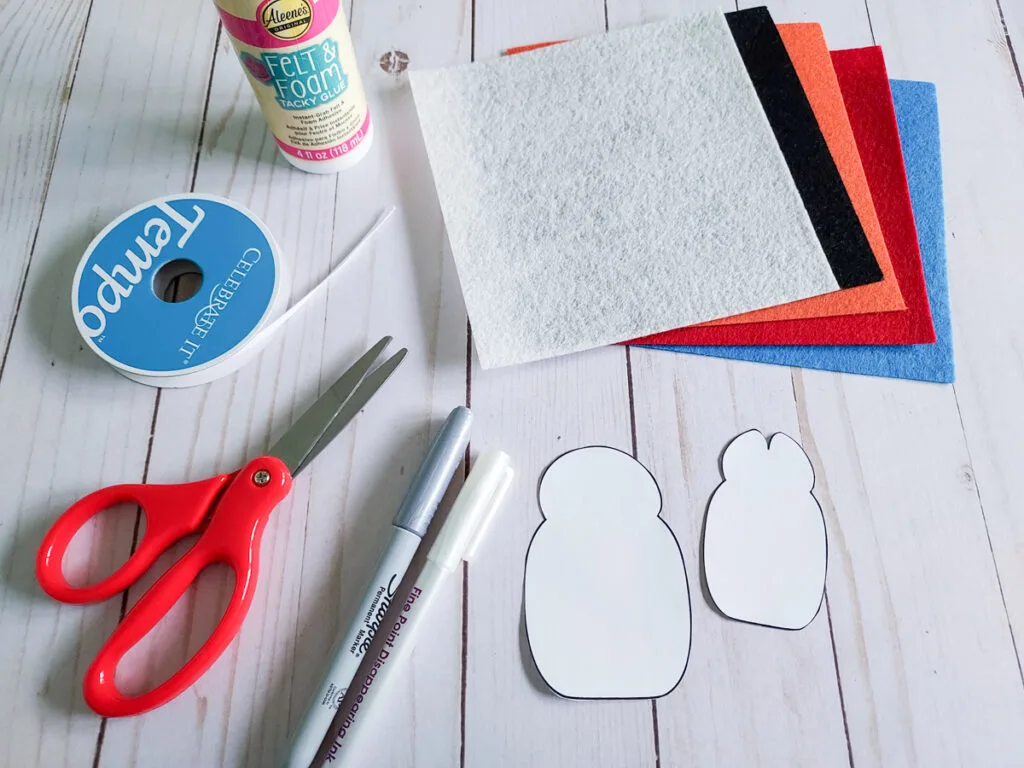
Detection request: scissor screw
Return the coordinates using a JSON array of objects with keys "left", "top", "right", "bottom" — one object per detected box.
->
[{"left": 252, "top": 470, "right": 272, "bottom": 487}]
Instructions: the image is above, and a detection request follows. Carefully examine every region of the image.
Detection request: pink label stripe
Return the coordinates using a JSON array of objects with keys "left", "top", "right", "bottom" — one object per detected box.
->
[
  {"left": 276, "top": 111, "right": 371, "bottom": 160},
  {"left": 218, "top": 0, "right": 339, "bottom": 50}
]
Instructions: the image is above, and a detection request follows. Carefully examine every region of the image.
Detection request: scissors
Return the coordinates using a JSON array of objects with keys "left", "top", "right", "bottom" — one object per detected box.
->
[{"left": 36, "top": 337, "right": 406, "bottom": 718}]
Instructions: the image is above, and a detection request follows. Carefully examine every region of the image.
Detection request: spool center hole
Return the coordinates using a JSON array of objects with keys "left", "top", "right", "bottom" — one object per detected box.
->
[{"left": 153, "top": 259, "right": 204, "bottom": 303}]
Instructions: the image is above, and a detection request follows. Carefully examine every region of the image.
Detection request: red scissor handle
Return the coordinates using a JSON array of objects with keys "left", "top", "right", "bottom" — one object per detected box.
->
[
  {"left": 36, "top": 474, "right": 235, "bottom": 603},
  {"left": 43, "top": 455, "right": 292, "bottom": 717}
]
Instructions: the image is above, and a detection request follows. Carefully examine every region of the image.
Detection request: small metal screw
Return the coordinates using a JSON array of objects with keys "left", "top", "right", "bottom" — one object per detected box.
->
[{"left": 253, "top": 469, "right": 272, "bottom": 487}]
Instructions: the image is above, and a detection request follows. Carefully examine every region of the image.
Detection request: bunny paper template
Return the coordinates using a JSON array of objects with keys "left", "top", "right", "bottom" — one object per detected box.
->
[
  {"left": 703, "top": 430, "right": 828, "bottom": 630},
  {"left": 524, "top": 446, "right": 691, "bottom": 700}
]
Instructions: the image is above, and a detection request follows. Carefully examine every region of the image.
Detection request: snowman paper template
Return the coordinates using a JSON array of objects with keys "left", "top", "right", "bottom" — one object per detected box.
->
[
  {"left": 703, "top": 430, "right": 827, "bottom": 630},
  {"left": 524, "top": 446, "right": 691, "bottom": 700}
]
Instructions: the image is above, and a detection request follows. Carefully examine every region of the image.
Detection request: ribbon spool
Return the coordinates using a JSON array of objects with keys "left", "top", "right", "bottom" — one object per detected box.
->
[{"left": 72, "top": 193, "right": 392, "bottom": 388}]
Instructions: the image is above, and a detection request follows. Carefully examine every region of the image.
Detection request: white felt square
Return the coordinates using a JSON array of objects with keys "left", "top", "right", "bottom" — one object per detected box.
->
[{"left": 409, "top": 12, "right": 840, "bottom": 369}]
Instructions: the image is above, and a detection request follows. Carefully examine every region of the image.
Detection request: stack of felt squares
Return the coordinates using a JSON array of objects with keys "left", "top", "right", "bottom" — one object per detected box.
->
[{"left": 409, "top": 7, "right": 952, "bottom": 382}]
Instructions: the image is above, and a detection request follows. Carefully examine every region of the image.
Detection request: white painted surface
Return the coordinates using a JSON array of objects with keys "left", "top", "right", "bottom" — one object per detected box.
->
[{"left": 1, "top": 0, "right": 1023, "bottom": 766}]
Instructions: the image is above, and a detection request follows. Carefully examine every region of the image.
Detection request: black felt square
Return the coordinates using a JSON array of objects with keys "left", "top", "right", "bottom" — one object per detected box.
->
[{"left": 726, "top": 7, "right": 883, "bottom": 289}]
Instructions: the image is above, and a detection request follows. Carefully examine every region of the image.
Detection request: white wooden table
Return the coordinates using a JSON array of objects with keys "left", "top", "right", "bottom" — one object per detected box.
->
[{"left": 3, "top": 0, "right": 1024, "bottom": 765}]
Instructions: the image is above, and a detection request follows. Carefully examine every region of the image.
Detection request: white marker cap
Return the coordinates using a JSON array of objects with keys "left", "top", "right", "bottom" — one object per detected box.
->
[{"left": 427, "top": 450, "right": 514, "bottom": 572}]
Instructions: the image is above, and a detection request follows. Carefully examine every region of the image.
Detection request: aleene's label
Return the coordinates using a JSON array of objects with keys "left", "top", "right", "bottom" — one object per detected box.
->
[
  {"left": 261, "top": 0, "right": 313, "bottom": 40},
  {"left": 215, "top": 0, "right": 370, "bottom": 163}
]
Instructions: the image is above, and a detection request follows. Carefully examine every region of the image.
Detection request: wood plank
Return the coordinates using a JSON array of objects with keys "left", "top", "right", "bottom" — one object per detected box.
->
[
  {"left": 4, "top": 0, "right": 1024, "bottom": 767},
  {"left": 758, "top": 1, "right": 1024, "bottom": 765},
  {"left": 606, "top": 0, "right": 736, "bottom": 27},
  {"left": 867, "top": 0, "right": 1024, "bottom": 645},
  {"left": 466, "top": 351, "right": 660, "bottom": 768},
  {"left": 93, "top": 0, "right": 473, "bottom": 765},
  {"left": 0, "top": 0, "right": 90, "bottom": 363},
  {"left": 998, "top": 0, "right": 1024, "bottom": 95},
  {"left": 629, "top": 351, "right": 852, "bottom": 766},
  {"left": 607, "top": 1, "right": 850, "bottom": 764},
  {"left": 610, "top": 1, "right": 1024, "bottom": 765},
  {"left": 0, "top": 0, "right": 220, "bottom": 766},
  {"left": 461, "top": 2, "right": 659, "bottom": 767},
  {"left": 792, "top": 368, "right": 1024, "bottom": 766},
  {"left": 296, "top": 1, "right": 473, "bottom": 765},
  {"left": 851, "top": 0, "right": 1024, "bottom": 760}
]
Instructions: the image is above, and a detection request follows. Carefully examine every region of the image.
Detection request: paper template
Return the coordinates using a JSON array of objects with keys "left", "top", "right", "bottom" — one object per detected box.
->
[
  {"left": 699, "top": 22, "right": 905, "bottom": 326},
  {"left": 524, "top": 446, "right": 691, "bottom": 699},
  {"left": 410, "top": 11, "right": 840, "bottom": 369},
  {"left": 651, "top": 80, "right": 953, "bottom": 382},
  {"left": 635, "top": 47, "right": 937, "bottom": 348},
  {"left": 703, "top": 431, "right": 827, "bottom": 630},
  {"left": 725, "top": 8, "right": 881, "bottom": 290}
]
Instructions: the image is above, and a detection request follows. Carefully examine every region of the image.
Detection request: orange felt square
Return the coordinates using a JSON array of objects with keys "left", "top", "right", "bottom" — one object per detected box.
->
[{"left": 699, "top": 22, "right": 905, "bottom": 326}]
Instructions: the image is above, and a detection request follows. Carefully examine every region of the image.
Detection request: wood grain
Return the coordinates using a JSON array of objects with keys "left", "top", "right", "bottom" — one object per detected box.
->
[
  {"left": 862, "top": 0, "right": 1024, "bottom": 752},
  {"left": 3, "top": 0, "right": 1024, "bottom": 766},
  {"left": 764, "top": 1, "right": 1024, "bottom": 764},
  {"left": 459, "top": 2, "right": 662, "bottom": 765},
  {"left": 866, "top": 0, "right": 1024, "bottom": 652},
  {"left": 0, "top": 0, "right": 91, "bottom": 368},
  {"left": 998, "top": 0, "right": 1024, "bottom": 99},
  {"left": 629, "top": 349, "right": 852, "bottom": 766},
  {"left": 95, "top": 0, "right": 472, "bottom": 764},
  {"left": 0, "top": 0, "right": 219, "bottom": 766}
]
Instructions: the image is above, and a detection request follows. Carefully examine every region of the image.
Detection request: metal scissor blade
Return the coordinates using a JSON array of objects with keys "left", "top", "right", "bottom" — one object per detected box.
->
[
  {"left": 271, "top": 337, "right": 402, "bottom": 474},
  {"left": 297, "top": 346, "right": 407, "bottom": 474}
]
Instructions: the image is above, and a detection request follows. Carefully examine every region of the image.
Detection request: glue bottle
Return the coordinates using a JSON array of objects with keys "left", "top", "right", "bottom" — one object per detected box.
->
[{"left": 214, "top": 0, "right": 373, "bottom": 174}]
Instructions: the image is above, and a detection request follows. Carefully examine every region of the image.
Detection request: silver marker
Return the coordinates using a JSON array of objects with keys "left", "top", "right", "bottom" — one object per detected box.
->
[
  {"left": 282, "top": 406, "right": 473, "bottom": 768},
  {"left": 321, "top": 449, "right": 514, "bottom": 766}
]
